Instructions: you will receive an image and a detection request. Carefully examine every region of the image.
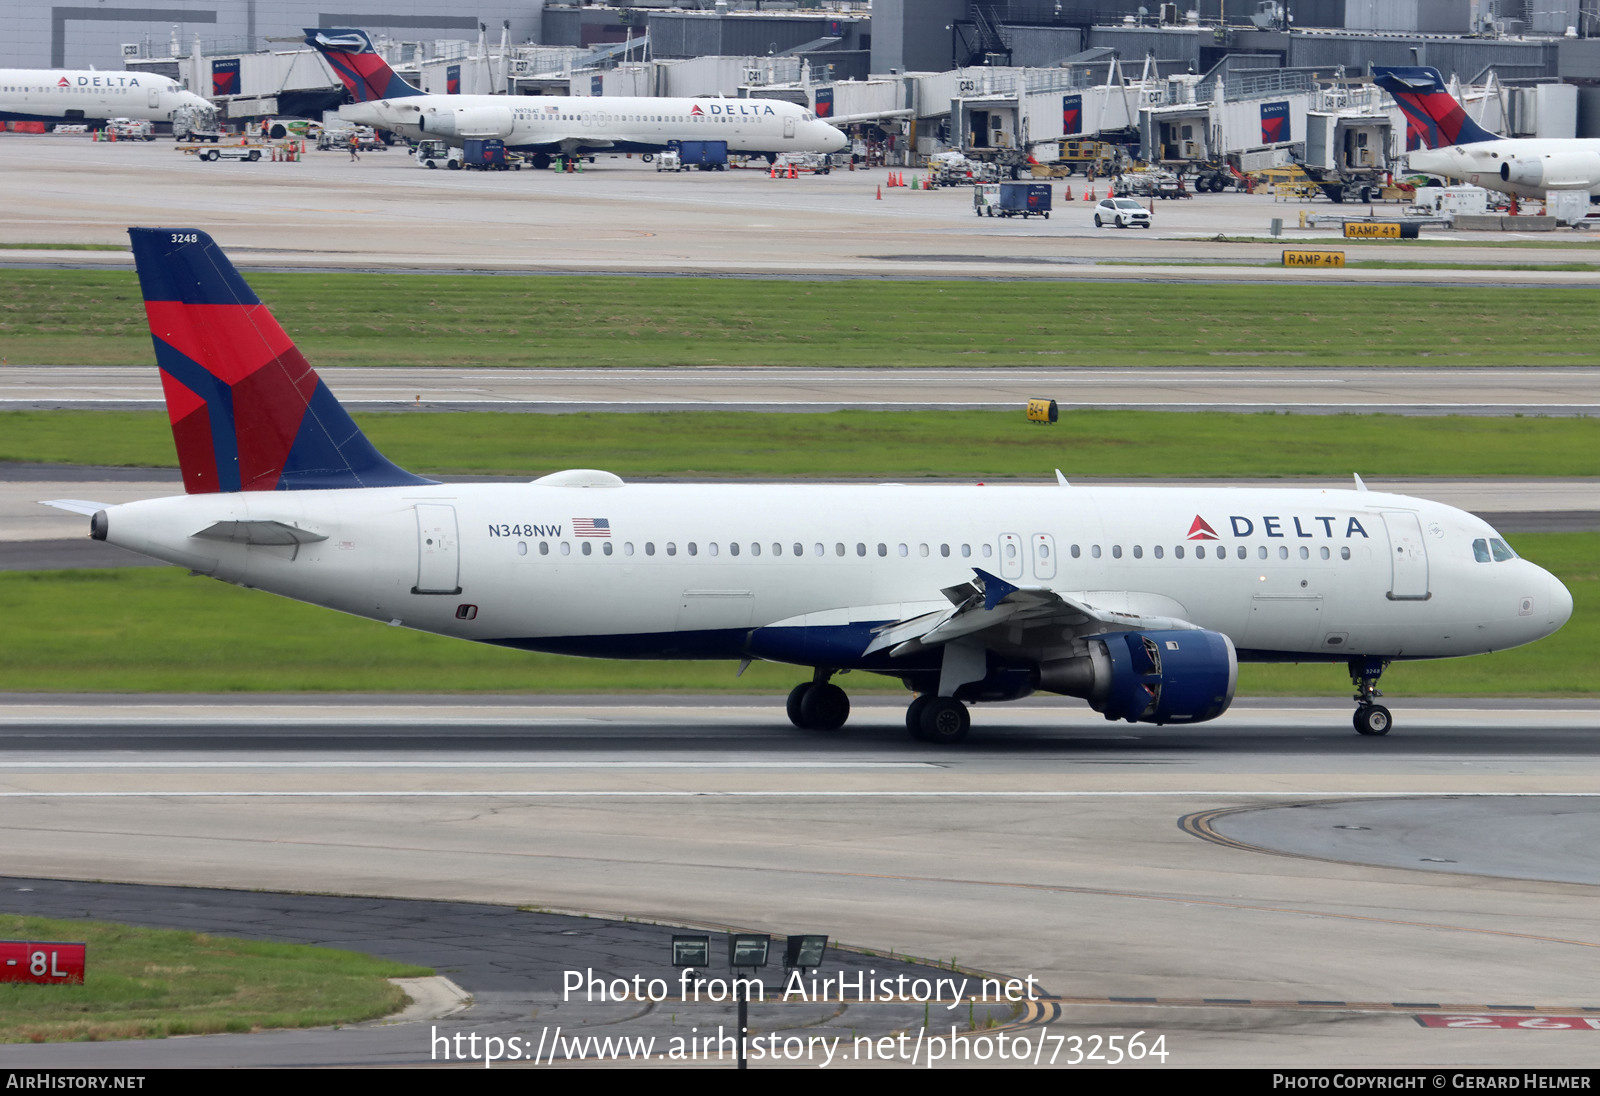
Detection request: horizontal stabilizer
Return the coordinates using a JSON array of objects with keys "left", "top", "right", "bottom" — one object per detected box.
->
[
  {"left": 191, "top": 520, "right": 328, "bottom": 546},
  {"left": 40, "top": 499, "right": 111, "bottom": 515}
]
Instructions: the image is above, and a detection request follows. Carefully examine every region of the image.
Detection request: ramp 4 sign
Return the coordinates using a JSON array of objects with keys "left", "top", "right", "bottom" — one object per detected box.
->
[{"left": 1, "top": 940, "right": 86, "bottom": 984}]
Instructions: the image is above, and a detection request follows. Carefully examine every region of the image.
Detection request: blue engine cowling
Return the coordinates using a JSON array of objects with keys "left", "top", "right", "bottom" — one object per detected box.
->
[{"left": 1040, "top": 629, "right": 1237, "bottom": 725}]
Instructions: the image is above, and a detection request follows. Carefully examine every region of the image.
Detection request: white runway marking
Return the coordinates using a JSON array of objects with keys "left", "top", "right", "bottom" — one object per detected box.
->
[{"left": 8, "top": 790, "right": 1600, "bottom": 798}]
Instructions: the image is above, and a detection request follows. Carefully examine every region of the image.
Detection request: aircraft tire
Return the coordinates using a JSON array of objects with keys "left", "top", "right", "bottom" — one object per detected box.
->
[
  {"left": 800, "top": 683, "right": 850, "bottom": 732},
  {"left": 786, "top": 683, "right": 811, "bottom": 729},
  {"left": 1353, "top": 705, "right": 1392, "bottom": 736},
  {"left": 919, "top": 698, "right": 970, "bottom": 745},
  {"left": 905, "top": 695, "right": 932, "bottom": 739}
]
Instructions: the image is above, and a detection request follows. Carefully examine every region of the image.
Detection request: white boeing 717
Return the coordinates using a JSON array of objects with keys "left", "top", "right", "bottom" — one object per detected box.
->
[
  {"left": 1374, "top": 66, "right": 1600, "bottom": 199},
  {"left": 46, "top": 229, "right": 1573, "bottom": 743},
  {"left": 304, "top": 28, "right": 847, "bottom": 171},
  {"left": 0, "top": 67, "right": 213, "bottom": 130}
]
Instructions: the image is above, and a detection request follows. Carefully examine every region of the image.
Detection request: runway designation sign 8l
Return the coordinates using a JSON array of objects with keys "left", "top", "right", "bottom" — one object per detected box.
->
[
  {"left": 1, "top": 940, "right": 86, "bottom": 984},
  {"left": 1344, "top": 222, "right": 1402, "bottom": 238},
  {"left": 1282, "top": 250, "right": 1345, "bottom": 267}
]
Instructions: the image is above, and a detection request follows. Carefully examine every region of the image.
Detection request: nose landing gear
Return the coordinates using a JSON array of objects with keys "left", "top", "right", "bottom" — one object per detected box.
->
[{"left": 1349, "top": 657, "right": 1392, "bottom": 736}]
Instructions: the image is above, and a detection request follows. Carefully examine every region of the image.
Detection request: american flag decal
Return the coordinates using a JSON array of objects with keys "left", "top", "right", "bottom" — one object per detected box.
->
[{"left": 572, "top": 518, "right": 611, "bottom": 537}]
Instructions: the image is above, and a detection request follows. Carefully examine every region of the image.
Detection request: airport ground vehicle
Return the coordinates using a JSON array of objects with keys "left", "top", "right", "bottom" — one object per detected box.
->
[
  {"left": 464, "top": 139, "right": 518, "bottom": 170},
  {"left": 1094, "top": 197, "right": 1152, "bottom": 228},
  {"left": 413, "top": 139, "right": 462, "bottom": 169},
  {"left": 104, "top": 117, "right": 155, "bottom": 141},
  {"left": 183, "top": 144, "right": 263, "bottom": 163},
  {"left": 676, "top": 140, "right": 729, "bottom": 171},
  {"left": 172, "top": 106, "right": 223, "bottom": 143},
  {"left": 973, "top": 182, "right": 1052, "bottom": 218},
  {"left": 655, "top": 150, "right": 684, "bottom": 172}
]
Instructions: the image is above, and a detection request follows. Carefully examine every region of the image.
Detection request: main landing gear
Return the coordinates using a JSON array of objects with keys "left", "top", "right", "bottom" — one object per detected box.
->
[
  {"left": 1349, "top": 657, "right": 1392, "bottom": 736},
  {"left": 906, "top": 695, "right": 970, "bottom": 745},
  {"left": 784, "top": 673, "right": 973, "bottom": 745},
  {"left": 786, "top": 670, "right": 850, "bottom": 731}
]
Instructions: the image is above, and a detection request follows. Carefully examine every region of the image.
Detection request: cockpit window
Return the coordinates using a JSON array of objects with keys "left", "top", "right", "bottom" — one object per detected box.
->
[
  {"left": 1489, "top": 538, "right": 1516, "bottom": 562},
  {"left": 1472, "top": 538, "right": 1491, "bottom": 563}
]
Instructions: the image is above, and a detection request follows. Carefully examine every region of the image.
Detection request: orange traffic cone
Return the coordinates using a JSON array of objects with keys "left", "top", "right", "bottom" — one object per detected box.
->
[
  {"left": 769, "top": 164, "right": 776, "bottom": 178},
  {"left": 876, "top": 185, "right": 882, "bottom": 200},
  {"left": 1062, "top": 185, "right": 1072, "bottom": 201}
]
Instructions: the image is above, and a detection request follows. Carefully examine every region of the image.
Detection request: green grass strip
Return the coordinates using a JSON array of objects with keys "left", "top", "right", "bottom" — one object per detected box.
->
[
  {"left": 6, "top": 409, "right": 1600, "bottom": 478},
  {"left": 0, "top": 914, "right": 430, "bottom": 1043},
  {"left": 4, "top": 269, "right": 1600, "bottom": 367},
  {"left": 0, "top": 533, "right": 1590, "bottom": 697}
]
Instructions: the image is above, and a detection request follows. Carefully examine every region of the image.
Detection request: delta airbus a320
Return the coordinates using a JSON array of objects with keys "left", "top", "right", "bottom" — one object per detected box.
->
[{"left": 46, "top": 229, "right": 1573, "bottom": 744}]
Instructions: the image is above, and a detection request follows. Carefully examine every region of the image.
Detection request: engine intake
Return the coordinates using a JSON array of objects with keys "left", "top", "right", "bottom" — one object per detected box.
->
[{"left": 1038, "top": 629, "right": 1237, "bottom": 725}]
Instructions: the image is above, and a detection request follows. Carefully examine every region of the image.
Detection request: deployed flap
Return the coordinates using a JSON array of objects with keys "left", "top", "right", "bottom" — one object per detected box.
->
[
  {"left": 191, "top": 520, "right": 328, "bottom": 546},
  {"left": 864, "top": 568, "right": 1199, "bottom": 658}
]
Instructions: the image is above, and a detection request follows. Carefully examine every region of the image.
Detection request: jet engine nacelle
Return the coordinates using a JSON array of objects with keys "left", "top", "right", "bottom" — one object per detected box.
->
[
  {"left": 1499, "top": 153, "right": 1600, "bottom": 191},
  {"left": 1038, "top": 628, "right": 1237, "bottom": 725},
  {"left": 420, "top": 106, "right": 513, "bottom": 140}
]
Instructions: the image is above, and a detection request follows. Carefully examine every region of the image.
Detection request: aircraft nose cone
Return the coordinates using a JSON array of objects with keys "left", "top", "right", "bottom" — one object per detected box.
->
[{"left": 1549, "top": 574, "right": 1574, "bottom": 630}]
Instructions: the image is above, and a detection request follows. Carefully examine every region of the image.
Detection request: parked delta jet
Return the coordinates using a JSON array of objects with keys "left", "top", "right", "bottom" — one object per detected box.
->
[
  {"left": 304, "top": 28, "right": 848, "bottom": 171},
  {"left": 0, "top": 68, "right": 214, "bottom": 130},
  {"left": 1374, "top": 65, "right": 1600, "bottom": 199},
  {"left": 47, "top": 229, "right": 1572, "bottom": 743}
]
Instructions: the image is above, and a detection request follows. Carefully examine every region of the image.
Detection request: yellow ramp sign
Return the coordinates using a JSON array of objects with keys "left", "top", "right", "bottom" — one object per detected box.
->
[
  {"left": 1344, "top": 222, "right": 1402, "bottom": 238},
  {"left": 1282, "top": 250, "right": 1345, "bottom": 268}
]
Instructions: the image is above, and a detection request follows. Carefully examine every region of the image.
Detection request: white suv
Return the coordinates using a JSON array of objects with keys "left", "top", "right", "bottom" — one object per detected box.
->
[{"left": 1094, "top": 197, "right": 1152, "bottom": 229}]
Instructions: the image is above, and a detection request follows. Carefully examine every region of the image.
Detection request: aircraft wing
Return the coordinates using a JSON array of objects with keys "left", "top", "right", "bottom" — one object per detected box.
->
[{"left": 863, "top": 568, "right": 1199, "bottom": 659}]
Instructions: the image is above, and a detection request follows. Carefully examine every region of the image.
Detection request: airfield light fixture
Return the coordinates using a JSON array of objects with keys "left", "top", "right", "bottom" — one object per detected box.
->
[
  {"left": 728, "top": 933, "right": 770, "bottom": 970},
  {"left": 784, "top": 934, "right": 829, "bottom": 972},
  {"left": 671, "top": 934, "right": 711, "bottom": 968}
]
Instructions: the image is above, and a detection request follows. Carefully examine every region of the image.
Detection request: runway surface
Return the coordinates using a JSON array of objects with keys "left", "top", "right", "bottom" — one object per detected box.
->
[
  {"left": 7, "top": 365, "right": 1600, "bottom": 415},
  {"left": 3, "top": 696, "right": 1599, "bottom": 1067}
]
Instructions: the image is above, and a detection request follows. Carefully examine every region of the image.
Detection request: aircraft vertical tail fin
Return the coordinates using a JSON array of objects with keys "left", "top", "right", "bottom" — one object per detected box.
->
[
  {"left": 1372, "top": 65, "right": 1501, "bottom": 149},
  {"left": 128, "top": 228, "right": 432, "bottom": 494},
  {"left": 303, "top": 28, "right": 424, "bottom": 103}
]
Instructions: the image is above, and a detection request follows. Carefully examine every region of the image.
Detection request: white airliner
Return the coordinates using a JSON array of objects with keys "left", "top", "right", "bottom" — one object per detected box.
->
[
  {"left": 304, "top": 28, "right": 848, "bottom": 170},
  {"left": 0, "top": 68, "right": 214, "bottom": 130},
  {"left": 1374, "top": 66, "right": 1600, "bottom": 199},
  {"left": 49, "top": 228, "right": 1572, "bottom": 744}
]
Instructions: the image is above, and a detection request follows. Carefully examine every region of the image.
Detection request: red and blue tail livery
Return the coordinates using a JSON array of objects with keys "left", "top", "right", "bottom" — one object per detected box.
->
[
  {"left": 1371, "top": 66, "right": 1501, "bottom": 150},
  {"left": 304, "top": 28, "right": 424, "bottom": 103},
  {"left": 129, "top": 228, "right": 431, "bottom": 494}
]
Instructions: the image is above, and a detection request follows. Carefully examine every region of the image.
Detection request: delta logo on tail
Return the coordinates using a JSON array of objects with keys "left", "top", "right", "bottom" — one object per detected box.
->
[
  {"left": 305, "top": 28, "right": 423, "bottom": 103},
  {"left": 1371, "top": 66, "right": 1501, "bottom": 149},
  {"left": 129, "top": 229, "right": 430, "bottom": 493},
  {"left": 1186, "top": 516, "right": 1219, "bottom": 541}
]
